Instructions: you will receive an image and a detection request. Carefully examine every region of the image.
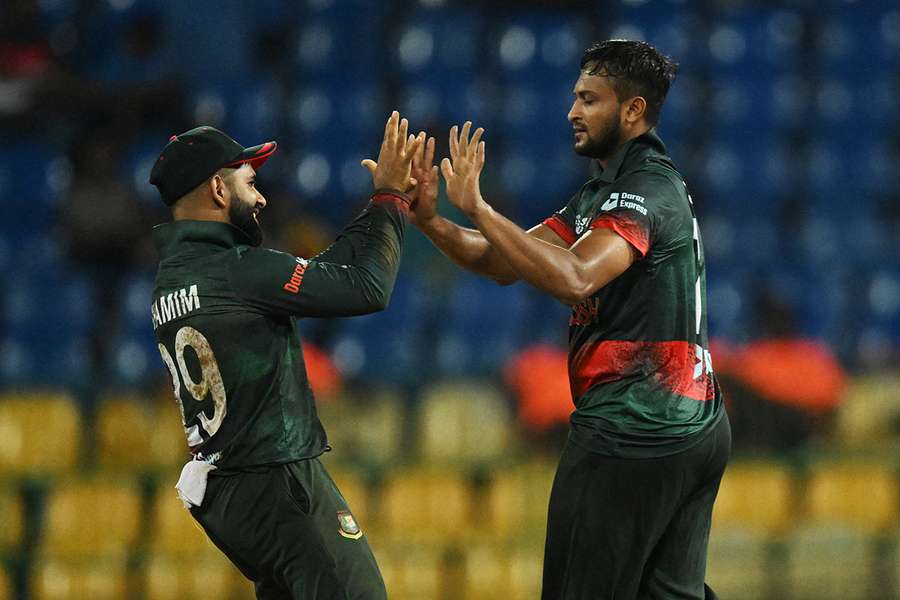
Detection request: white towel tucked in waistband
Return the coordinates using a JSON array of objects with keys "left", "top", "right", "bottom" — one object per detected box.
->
[{"left": 175, "top": 460, "right": 218, "bottom": 509}]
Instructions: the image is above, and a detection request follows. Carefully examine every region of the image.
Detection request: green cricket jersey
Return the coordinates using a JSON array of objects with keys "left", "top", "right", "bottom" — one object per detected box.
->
[
  {"left": 151, "top": 192, "right": 409, "bottom": 469},
  {"left": 543, "top": 129, "right": 724, "bottom": 458}
]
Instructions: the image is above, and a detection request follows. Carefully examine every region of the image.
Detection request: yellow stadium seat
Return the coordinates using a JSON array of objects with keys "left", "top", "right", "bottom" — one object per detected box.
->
[
  {"left": 804, "top": 462, "right": 899, "bottom": 532},
  {"left": 485, "top": 460, "right": 556, "bottom": 542},
  {"left": 318, "top": 389, "right": 405, "bottom": 465},
  {"left": 712, "top": 461, "right": 794, "bottom": 535},
  {"left": 464, "top": 544, "right": 510, "bottom": 600},
  {"left": 380, "top": 469, "right": 472, "bottom": 544},
  {"left": 0, "top": 485, "right": 24, "bottom": 554},
  {"left": 143, "top": 553, "right": 244, "bottom": 600},
  {"left": 148, "top": 485, "right": 221, "bottom": 557},
  {"left": 376, "top": 544, "right": 442, "bottom": 600},
  {"left": 148, "top": 398, "right": 193, "bottom": 470},
  {"left": 0, "top": 392, "right": 81, "bottom": 476},
  {"left": 418, "top": 382, "right": 518, "bottom": 465},
  {"left": 40, "top": 476, "right": 142, "bottom": 560},
  {"left": 508, "top": 545, "right": 544, "bottom": 600},
  {"left": 784, "top": 524, "right": 873, "bottom": 600},
  {"left": 95, "top": 395, "right": 155, "bottom": 471},
  {"left": 834, "top": 372, "right": 900, "bottom": 447},
  {"left": 705, "top": 528, "right": 769, "bottom": 600},
  {"left": 31, "top": 557, "right": 129, "bottom": 600},
  {"left": 0, "top": 566, "right": 11, "bottom": 600}
]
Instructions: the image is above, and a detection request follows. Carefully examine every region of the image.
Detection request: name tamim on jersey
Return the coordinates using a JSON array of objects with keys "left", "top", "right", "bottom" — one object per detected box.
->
[{"left": 152, "top": 284, "right": 200, "bottom": 329}]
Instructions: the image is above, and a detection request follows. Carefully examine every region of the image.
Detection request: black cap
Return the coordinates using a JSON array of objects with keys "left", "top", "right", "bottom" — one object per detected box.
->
[{"left": 149, "top": 125, "right": 277, "bottom": 206}]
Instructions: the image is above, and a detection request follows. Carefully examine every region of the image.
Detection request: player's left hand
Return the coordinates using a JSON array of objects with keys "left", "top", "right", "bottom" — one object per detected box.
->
[{"left": 441, "top": 121, "right": 487, "bottom": 218}]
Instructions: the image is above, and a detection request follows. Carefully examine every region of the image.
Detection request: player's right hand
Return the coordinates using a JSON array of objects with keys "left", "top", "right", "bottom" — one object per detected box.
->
[
  {"left": 361, "top": 111, "right": 422, "bottom": 193},
  {"left": 409, "top": 134, "right": 438, "bottom": 227}
]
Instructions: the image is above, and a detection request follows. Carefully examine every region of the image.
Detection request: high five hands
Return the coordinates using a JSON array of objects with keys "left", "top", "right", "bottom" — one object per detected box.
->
[
  {"left": 441, "top": 121, "right": 487, "bottom": 219},
  {"left": 361, "top": 111, "right": 424, "bottom": 193},
  {"left": 362, "top": 115, "right": 488, "bottom": 223}
]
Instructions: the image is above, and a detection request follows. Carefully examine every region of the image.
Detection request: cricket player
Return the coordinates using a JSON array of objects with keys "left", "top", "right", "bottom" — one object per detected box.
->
[
  {"left": 408, "top": 41, "right": 730, "bottom": 599},
  {"left": 148, "top": 112, "right": 422, "bottom": 600}
]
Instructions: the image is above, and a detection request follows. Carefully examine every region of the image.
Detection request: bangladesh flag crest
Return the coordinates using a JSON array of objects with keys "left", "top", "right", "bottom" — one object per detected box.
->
[{"left": 337, "top": 510, "right": 362, "bottom": 539}]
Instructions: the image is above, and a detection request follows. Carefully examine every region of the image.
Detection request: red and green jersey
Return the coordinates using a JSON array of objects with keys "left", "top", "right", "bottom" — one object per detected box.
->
[
  {"left": 151, "top": 193, "right": 408, "bottom": 469},
  {"left": 543, "top": 129, "right": 724, "bottom": 458}
]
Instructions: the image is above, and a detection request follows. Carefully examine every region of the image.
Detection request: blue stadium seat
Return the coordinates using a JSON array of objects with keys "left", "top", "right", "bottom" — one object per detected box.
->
[
  {"left": 326, "top": 275, "right": 430, "bottom": 384},
  {"left": 705, "top": 270, "right": 750, "bottom": 342},
  {"left": 435, "top": 273, "right": 530, "bottom": 377},
  {"left": 0, "top": 142, "right": 66, "bottom": 227}
]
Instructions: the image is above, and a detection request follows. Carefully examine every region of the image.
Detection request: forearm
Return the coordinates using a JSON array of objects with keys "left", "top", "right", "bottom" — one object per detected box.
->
[
  {"left": 469, "top": 204, "right": 589, "bottom": 304},
  {"left": 418, "top": 215, "right": 518, "bottom": 284},
  {"left": 323, "top": 191, "right": 408, "bottom": 314}
]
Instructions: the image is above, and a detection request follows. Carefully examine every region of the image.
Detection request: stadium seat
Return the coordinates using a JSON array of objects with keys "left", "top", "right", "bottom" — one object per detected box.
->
[
  {"left": 463, "top": 543, "right": 544, "bottom": 600},
  {"left": 375, "top": 544, "right": 443, "bottom": 600},
  {"left": 463, "top": 543, "right": 510, "bottom": 600},
  {"left": 379, "top": 468, "right": 472, "bottom": 545},
  {"left": 0, "top": 392, "right": 81, "bottom": 476},
  {"left": 316, "top": 388, "right": 404, "bottom": 467},
  {"left": 147, "top": 485, "right": 221, "bottom": 558},
  {"left": 712, "top": 461, "right": 794, "bottom": 535},
  {"left": 437, "top": 274, "right": 531, "bottom": 377},
  {"left": 142, "top": 552, "right": 246, "bottom": 600},
  {"left": 783, "top": 524, "right": 873, "bottom": 600},
  {"left": 94, "top": 394, "right": 155, "bottom": 472},
  {"left": 417, "top": 381, "right": 517, "bottom": 465},
  {"left": 147, "top": 395, "right": 194, "bottom": 470},
  {"left": 0, "top": 485, "right": 24, "bottom": 556},
  {"left": 0, "top": 566, "right": 10, "bottom": 600},
  {"left": 834, "top": 372, "right": 900, "bottom": 447},
  {"left": 705, "top": 528, "right": 770, "bottom": 600},
  {"left": 508, "top": 546, "right": 544, "bottom": 599},
  {"left": 40, "top": 476, "right": 142, "bottom": 561},
  {"left": 31, "top": 557, "right": 130, "bottom": 600},
  {"left": 803, "top": 461, "right": 899, "bottom": 532},
  {"left": 485, "top": 460, "right": 557, "bottom": 543}
]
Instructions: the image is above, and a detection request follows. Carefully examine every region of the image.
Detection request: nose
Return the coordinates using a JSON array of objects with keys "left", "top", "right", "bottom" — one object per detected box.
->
[
  {"left": 567, "top": 100, "right": 579, "bottom": 124},
  {"left": 256, "top": 192, "right": 267, "bottom": 208}
]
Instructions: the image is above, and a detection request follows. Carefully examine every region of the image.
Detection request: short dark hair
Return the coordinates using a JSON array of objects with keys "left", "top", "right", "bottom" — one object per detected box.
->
[{"left": 580, "top": 40, "right": 678, "bottom": 126}]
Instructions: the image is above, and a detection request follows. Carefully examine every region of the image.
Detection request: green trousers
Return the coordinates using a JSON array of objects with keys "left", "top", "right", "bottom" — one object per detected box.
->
[{"left": 190, "top": 458, "right": 386, "bottom": 600}]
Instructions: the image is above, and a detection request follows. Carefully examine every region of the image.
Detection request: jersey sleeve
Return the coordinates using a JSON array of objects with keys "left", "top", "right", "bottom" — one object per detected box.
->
[
  {"left": 542, "top": 193, "right": 580, "bottom": 246},
  {"left": 227, "top": 191, "right": 409, "bottom": 318},
  {"left": 589, "top": 172, "right": 670, "bottom": 257}
]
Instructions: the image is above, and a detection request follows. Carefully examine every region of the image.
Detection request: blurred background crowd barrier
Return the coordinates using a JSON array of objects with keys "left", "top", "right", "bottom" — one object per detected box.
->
[{"left": 0, "top": 0, "right": 898, "bottom": 598}]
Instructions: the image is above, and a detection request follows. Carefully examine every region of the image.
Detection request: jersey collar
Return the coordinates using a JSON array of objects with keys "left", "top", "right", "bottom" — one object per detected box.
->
[
  {"left": 153, "top": 219, "right": 254, "bottom": 256},
  {"left": 595, "top": 127, "right": 669, "bottom": 183}
]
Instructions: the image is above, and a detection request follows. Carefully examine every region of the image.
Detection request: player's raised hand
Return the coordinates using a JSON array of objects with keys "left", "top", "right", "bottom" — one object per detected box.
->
[
  {"left": 409, "top": 133, "right": 439, "bottom": 226},
  {"left": 441, "top": 121, "right": 486, "bottom": 218},
  {"left": 361, "top": 111, "right": 422, "bottom": 192}
]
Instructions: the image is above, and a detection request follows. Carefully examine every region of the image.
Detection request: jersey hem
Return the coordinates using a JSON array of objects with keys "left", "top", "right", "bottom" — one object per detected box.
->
[{"left": 566, "top": 407, "right": 725, "bottom": 459}]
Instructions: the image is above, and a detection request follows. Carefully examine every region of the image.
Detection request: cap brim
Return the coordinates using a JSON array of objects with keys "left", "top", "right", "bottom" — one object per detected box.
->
[{"left": 226, "top": 141, "right": 277, "bottom": 170}]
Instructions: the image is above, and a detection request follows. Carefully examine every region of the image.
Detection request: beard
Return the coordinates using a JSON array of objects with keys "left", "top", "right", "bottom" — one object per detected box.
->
[
  {"left": 574, "top": 111, "right": 624, "bottom": 162},
  {"left": 228, "top": 191, "right": 263, "bottom": 247}
]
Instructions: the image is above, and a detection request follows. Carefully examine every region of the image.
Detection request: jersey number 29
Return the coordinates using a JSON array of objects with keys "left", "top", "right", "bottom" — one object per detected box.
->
[{"left": 158, "top": 326, "right": 227, "bottom": 446}]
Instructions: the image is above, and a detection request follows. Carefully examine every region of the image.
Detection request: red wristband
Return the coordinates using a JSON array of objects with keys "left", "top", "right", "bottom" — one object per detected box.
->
[{"left": 371, "top": 189, "right": 412, "bottom": 214}]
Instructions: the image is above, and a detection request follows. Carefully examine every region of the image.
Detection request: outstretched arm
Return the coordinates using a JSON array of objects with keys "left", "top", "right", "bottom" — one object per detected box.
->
[
  {"left": 228, "top": 112, "right": 423, "bottom": 317},
  {"left": 441, "top": 122, "right": 637, "bottom": 305},
  {"left": 407, "top": 133, "right": 567, "bottom": 285}
]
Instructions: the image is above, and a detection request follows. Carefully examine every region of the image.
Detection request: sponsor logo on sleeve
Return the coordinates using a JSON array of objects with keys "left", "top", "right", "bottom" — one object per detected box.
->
[
  {"left": 282, "top": 258, "right": 309, "bottom": 294},
  {"left": 601, "top": 192, "right": 647, "bottom": 215}
]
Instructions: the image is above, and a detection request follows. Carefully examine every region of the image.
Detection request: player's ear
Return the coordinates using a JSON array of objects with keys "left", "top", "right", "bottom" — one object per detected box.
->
[
  {"left": 209, "top": 173, "right": 229, "bottom": 209},
  {"left": 622, "top": 96, "right": 647, "bottom": 125}
]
